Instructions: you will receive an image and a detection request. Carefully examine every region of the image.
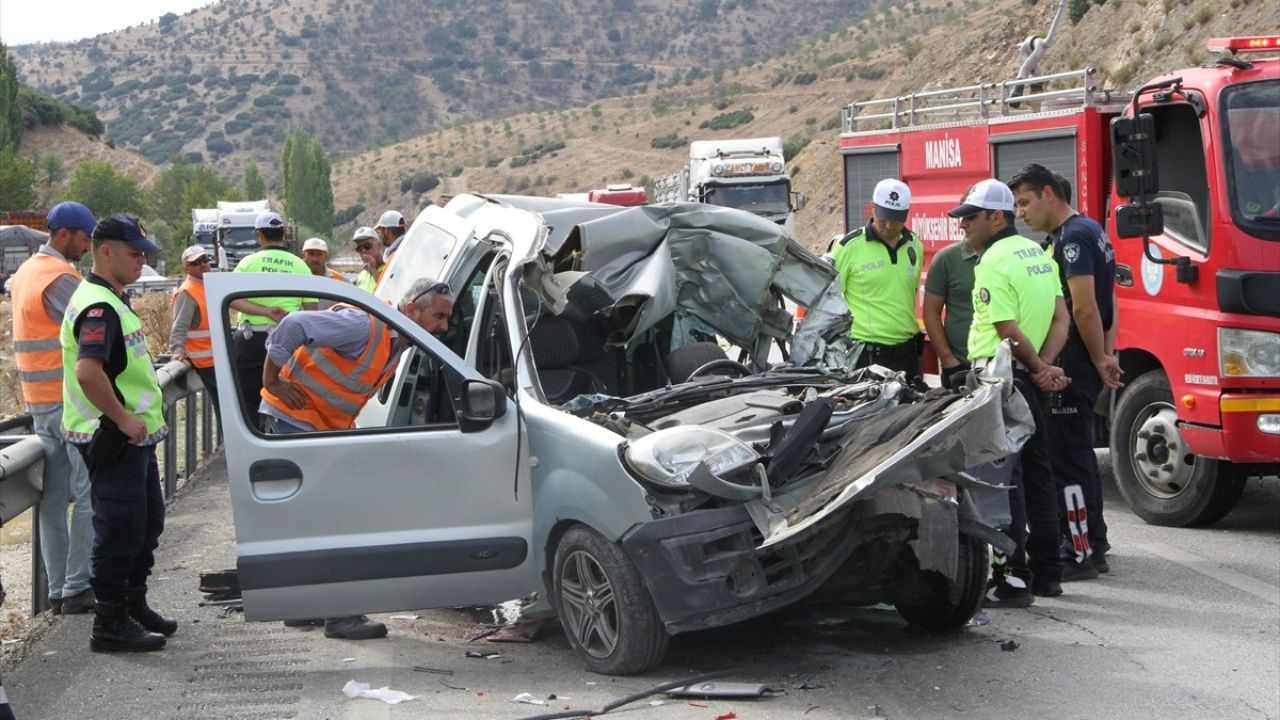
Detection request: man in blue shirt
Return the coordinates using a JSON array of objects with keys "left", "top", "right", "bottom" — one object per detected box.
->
[{"left": 1011, "top": 164, "right": 1123, "bottom": 581}]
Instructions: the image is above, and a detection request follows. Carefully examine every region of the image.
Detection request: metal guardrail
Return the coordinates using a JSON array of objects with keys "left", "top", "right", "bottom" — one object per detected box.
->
[
  {"left": 0, "top": 360, "right": 220, "bottom": 615},
  {"left": 841, "top": 67, "right": 1127, "bottom": 133}
]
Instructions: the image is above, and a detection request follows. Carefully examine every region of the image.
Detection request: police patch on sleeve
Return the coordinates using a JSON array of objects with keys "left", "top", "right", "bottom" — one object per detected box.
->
[
  {"left": 1063, "top": 243, "right": 1080, "bottom": 264},
  {"left": 979, "top": 288, "right": 991, "bottom": 304}
]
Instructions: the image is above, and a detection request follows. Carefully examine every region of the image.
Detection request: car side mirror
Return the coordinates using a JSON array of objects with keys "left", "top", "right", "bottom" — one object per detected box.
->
[
  {"left": 792, "top": 191, "right": 808, "bottom": 211},
  {"left": 1111, "top": 113, "right": 1160, "bottom": 199},
  {"left": 458, "top": 378, "right": 507, "bottom": 432}
]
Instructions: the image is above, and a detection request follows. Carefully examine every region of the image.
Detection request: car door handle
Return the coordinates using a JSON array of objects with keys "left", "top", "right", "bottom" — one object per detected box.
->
[
  {"left": 248, "top": 459, "right": 303, "bottom": 501},
  {"left": 1115, "top": 264, "right": 1134, "bottom": 288}
]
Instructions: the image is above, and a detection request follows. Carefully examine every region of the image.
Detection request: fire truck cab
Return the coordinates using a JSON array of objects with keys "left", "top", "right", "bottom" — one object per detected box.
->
[{"left": 837, "top": 37, "right": 1280, "bottom": 527}]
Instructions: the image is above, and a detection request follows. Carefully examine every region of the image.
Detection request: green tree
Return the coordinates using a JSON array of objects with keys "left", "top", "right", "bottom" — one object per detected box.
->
[
  {"left": 37, "top": 152, "right": 66, "bottom": 206},
  {"left": 281, "top": 127, "right": 333, "bottom": 231},
  {"left": 147, "top": 158, "right": 237, "bottom": 267},
  {"left": 243, "top": 162, "right": 266, "bottom": 199},
  {"left": 0, "top": 148, "right": 37, "bottom": 209},
  {"left": 66, "top": 160, "right": 146, "bottom": 217},
  {"left": 0, "top": 43, "right": 23, "bottom": 152}
]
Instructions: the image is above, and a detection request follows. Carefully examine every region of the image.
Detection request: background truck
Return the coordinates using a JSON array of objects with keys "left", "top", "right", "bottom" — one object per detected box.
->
[
  {"left": 653, "top": 137, "right": 807, "bottom": 237},
  {"left": 836, "top": 35, "right": 1280, "bottom": 528},
  {"left": 213, "top": 199, "right": 270, "bottom": 270},
  {"left": 191, "top": 207, "right": 218, "bottom": 262}
]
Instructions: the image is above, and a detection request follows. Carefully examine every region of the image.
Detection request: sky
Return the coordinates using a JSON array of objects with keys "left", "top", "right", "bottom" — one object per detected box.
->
[{"left": 1, "top": 0, "right": 213, "bottom": 46}]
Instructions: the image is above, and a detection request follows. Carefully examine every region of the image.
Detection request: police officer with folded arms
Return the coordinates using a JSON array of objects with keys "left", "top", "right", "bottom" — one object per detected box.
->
[
  {"left": 60, "top": 214, "right": 176, "bottom": 652},
  {"left": 948, "top": 180, "right": 1071, "bottom": 606},
  {"left": 829, "top": 179, "right": 924, "bottom": 378},
  {"left": 229, "top": 211, "right": 316, "bottom": 424}
]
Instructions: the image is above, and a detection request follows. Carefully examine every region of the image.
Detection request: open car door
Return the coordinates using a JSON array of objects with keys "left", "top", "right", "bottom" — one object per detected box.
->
[{"left": 204, "top": 272, "right": 534, "bottom": 621}]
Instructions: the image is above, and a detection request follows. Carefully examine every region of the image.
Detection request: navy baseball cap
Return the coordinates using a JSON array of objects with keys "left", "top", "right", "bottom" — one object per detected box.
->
[
  {"left": 46, "top": 201, "right": 97, "bottom": 235},
  {"left": 92, "top": 214, "right": 161, "bottom": 254}
]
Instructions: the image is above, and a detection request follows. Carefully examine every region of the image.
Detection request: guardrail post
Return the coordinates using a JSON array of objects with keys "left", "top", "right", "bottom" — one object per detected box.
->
[
  {"left": 201, "top": 390, "right": 213, "bottom": 456},
  {"left": 30, "top": 512, "right": 49, "bottom": 615},
  {"left": 979, "top": 85, "right": 989, "bottom": 119},
  {"left": 908, "top": 93, "right": 917, "bottom": 127},
  {"left": 163, "top": 403, "right": 177, "bottom": 497},
  {"left": 185, "top": 394, "right": 197, "bottom": 477}
]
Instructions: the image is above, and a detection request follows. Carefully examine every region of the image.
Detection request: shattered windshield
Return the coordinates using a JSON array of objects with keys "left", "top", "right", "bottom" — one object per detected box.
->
[
  {"left": 704, "top": 181, "right": 792, "bottom": 218},
  {"left": 1222, "top": 78, "right": 1280, "bottom": 241}
]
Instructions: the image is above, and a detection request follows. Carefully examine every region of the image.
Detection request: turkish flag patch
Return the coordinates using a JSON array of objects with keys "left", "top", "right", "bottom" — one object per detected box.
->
[
  {"left": 87, "top": 308, "right": 105, "bottom": 318},
  {"left": 80, "top": 321, "right": 107, "bottom": 344}
]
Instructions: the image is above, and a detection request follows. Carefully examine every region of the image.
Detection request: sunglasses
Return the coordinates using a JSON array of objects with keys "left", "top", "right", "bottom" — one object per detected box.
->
[
  {"left": 355, "top": 241, "right": 376, "bottom": 252},
  {"left": 412, "top": 282, "right": 451, "bottom": 306},
  {"left": 187, "top": 257, "right": 210, "bottom": 265}
]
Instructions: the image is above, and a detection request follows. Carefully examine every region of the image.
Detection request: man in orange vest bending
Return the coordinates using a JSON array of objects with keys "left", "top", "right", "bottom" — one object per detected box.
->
[
  {"left": 9, "top": 201, "right": 97, "bottom": 615},
  {"left": 169, "top": 245, "right": 221, "bottom": 419},
  {"left": 259, "top": 277, "right": 453, "bottom": 640}
]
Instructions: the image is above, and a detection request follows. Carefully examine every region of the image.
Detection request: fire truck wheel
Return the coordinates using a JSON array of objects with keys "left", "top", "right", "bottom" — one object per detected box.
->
[
  {"left": 1111, "top": 372, "right": 1247, "bottom": 527},
  {"left": 893, "top": 533, "right": 989, "bottom": 630}
]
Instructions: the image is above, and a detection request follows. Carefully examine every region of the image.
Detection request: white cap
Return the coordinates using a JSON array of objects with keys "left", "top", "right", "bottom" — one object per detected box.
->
[
  {"left": 254, "top": 211, "right": 285, "bottom": 229},
  {"left": 352, "top": 226, "right": 378, "bottom": 242},
  {"left": 872, "top": 179, "right": 911, "bottom": 222},
  {"left": 181, "top": 245, "right": 210, "bottom": 263},
  {"left": 374, "top": 210, "right": 405, "bottom": 228},
  {"left": 302, "top": 237, "right": 329, "bottom": 253},
  {"left": 948, "top": 179, "right": 1016, "bottom": 217}
]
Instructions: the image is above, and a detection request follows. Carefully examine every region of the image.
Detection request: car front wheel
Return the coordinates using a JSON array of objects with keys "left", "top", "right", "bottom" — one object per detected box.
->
[
  {"left": 892, "top": 532, "right": 989, "bottom": 630},
  {"left": 552, "top": 525, "right": 669, "bottom": 675}
]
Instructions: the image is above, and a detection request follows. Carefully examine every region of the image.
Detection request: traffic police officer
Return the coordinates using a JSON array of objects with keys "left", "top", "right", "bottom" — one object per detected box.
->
[
  {"left": 950, "top": 179, "right": 1071, "bottom": 606},
  {"left": 1011, "top": 163, "right": 1122, "bottom": 579},
  {"left": 61, "top": 214, "right": 176, "bottom": 652},
  {"left": 829, "top": 179, "right": 924, "bottom": 377},
  {"left": 229, "top": 211, "right": 316, "bottom": 424}
]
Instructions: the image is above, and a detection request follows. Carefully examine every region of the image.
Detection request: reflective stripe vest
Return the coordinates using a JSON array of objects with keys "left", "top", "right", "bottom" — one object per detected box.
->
[
  {"left": 60, "top": 282, "right": 168, "bottom": 445},
  {"left": 260, "top": 307, "right": 397, "bottom": 431},
  {"left": 354, "top": 264, "right": 383, "bottom": 293},
  {"left": 10, "top": 252, "right": 81, "bottom": 412},
  {"left": 173, "top": 277, "right": 214, "bottom": 368}
]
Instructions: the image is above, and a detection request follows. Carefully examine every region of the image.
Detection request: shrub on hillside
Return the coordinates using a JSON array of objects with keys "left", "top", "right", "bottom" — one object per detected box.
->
[{"left": 699, "top": 110, "right": 754, "bottom": 130}]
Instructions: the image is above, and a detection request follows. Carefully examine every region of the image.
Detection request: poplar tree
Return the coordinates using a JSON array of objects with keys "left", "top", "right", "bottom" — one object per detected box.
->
[{"left": 281, "top": 128, "right": 334, "bottom": 232}]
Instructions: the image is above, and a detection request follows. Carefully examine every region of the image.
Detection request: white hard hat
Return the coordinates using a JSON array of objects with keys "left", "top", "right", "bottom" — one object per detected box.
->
[
  {"left": 302, "top": 237, "right": 329, "bottom": 253},
  {"left": 374, "top": 210, "right": 406, "bottom": 228}
]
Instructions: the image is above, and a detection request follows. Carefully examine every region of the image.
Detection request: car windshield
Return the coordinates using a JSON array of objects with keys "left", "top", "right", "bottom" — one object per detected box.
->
[
  {"left": 1221, "top": 78, "right": 1280, "bottom": 241},
  {"left": 704, "top": 181, "right": 791, "bottom": 218},
  {"left": 221, "top": 226, "right": 259, "bottom": 249}
]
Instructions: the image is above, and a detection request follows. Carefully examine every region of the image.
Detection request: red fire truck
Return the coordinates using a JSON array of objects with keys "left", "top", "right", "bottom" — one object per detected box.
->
[{"left": 837, "top": 36, "right": 1280, "bottom": 527}]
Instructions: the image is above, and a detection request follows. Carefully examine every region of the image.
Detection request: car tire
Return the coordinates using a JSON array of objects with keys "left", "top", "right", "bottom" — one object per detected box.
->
[
  {"left": 665, "top": 342, "right": 728, "bottom": 384},
  {"left": 552, "top": 525, "right": 669, "bottom": 675},
  {"left": 892, "top": 532, "right": 988, "bottom": 631},
  {"left": 1111, "top": 372, "right": 1247, "bottom": 527}
]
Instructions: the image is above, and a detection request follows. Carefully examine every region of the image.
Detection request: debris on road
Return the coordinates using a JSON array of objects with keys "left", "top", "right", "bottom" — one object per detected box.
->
[
  {"left": 464, "top": 650, "right": 503, "bottom": 659},
  {"left": 411, "top": 666, "right": 454, "bottom": 675},
  {"left": 667, "top": 681, "right": 771, "bottom": 698},
  {"left": 1001, "top": 640, "right": 1020, "bottom": 652},
  {"left": 488, "top": 618, "right": 548, "bottom": 643},
  {"left": 340, "top": 680, "right": 417, "bottom": 704},
  {"left": 513, "top": 692, "right": 547, "bottom": 706}
]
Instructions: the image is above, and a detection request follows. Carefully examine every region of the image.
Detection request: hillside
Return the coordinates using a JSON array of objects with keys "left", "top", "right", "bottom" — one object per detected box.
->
[
  {"left": 329, "top": 0, "right": 1277, "bottom": 253},
  {"left": 10, "top": 0, "right": 870, "bottom": 174}
]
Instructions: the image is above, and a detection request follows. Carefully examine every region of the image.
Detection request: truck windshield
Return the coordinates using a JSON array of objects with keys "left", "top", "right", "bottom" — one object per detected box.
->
[
  {"left": 704, "top": 181, "right": 791, "bottom": 217},
  {"left": 1221, "top": 78, "right": 1280, "bottom": 241},
  {"left": 221, "top": 227, "right": 259, "bottom": 249}
]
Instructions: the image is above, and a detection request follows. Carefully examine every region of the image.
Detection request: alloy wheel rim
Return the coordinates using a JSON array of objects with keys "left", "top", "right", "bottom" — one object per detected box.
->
[{"left": 560, "top": 550, "right": 619, "bottom": 658}]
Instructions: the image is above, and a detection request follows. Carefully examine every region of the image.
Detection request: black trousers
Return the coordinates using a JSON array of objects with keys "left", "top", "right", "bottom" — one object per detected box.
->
[
  {"left": 1048, "top": 337, "right": 1109, "bottom": 555},
  {"left": 233, "top": 330, "right": 269, "bottom": 427},
  {"left": 85, "top": 443, "right": 164, "bottom": 605},
  {"left": 856, "top": 335, "right": 922, "bottom": 379},
  {"left": 1006, "top": 371, "right": 1063, "bottom": 584},
  {"left": 194, "top": 364, "right": 222, "bottom": 422}
]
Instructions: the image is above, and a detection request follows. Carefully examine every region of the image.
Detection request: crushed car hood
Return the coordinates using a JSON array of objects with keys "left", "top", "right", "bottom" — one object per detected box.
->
[{"left": 524, "top": 202, "right": 835, "bottom": 349}]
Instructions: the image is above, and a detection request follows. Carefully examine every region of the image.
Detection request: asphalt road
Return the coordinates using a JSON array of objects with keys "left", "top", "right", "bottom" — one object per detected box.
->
[{"left": 6, "top": 452, "right": 1278, "bottom": 720}]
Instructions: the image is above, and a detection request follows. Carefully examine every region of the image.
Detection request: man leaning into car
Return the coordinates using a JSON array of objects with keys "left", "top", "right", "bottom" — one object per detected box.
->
[{"left": 259, "top": 277, "right": 454, "bottom": 639}]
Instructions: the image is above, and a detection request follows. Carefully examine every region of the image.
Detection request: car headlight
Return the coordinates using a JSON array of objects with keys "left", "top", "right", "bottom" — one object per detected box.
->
[
  {"left": 1219, "top": 328, "right": 1280, "bottom": 378},
  {"left": 624, "top": 427, "right": 759, "bottom": 490}
]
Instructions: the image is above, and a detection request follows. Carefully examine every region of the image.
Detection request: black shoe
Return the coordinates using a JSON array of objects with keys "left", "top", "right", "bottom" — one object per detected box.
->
[
  {"left": 1061, "top": 556, "right": 1100, "bottom": 582},
  {"left": 983, "top": 575, "right": 1034, "bottom": 609},
  {"left": 1032, "top": 579, "right": 1063, "bottom": 597},
  {"left": 324, "top": 615, "right": 387, "bottom": 640},
  {"left": 91, "top": 603, "right": 166, "bottom": 653},
  {"left": 61, "top": 588, "right": 96, "bottom": 614},
  {"left": 127, "top": 595, "right": 178, "bottom": 636},
  {"left": 48, "top": 597, "right": 63, "bottom": 615},
  {"left": 1093, "top": 550, "right": 1111, "bottom": 574},
  {"left": 283, "top": 618, "right": 325, "bottom": 628}
]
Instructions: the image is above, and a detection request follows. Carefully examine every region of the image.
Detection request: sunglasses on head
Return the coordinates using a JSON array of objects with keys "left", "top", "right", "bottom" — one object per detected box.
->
[{"left": 412, "top": 282, "right": 451, "bottom": 306}]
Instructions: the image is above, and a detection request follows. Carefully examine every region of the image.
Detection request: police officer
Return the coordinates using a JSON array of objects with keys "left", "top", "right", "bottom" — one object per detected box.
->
[
  {"left": 1011, "top": 164, "right": 1122, "bottom": 579},
  {"left": 950, "top": 180, "right": 1071, "bottom": 606},
  {"left": 61, "top": 214, "right": 175, "bottom": 652},
  {"left": 229, "top": 211, "right": 316, "bottom": 424},
  {"left": 351, "top": 226, "right": 383, "bottom": 293},
  {"left": 169, "top": 245, "right": 221, "bottom": 419},
  {"left": 9, "top": 201, "right": 97, "bottom": 615},
  {"left": 829, "top": 179, "right": 923, "bottom": 377}
]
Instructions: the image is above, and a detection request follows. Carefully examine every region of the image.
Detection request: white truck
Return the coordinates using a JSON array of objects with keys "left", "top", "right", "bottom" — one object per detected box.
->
[
  {"left": 213, "top": 199, "right": 270, "bottom": 270},
  {"left": 653, "top": 137, "right": 806, "bottom": 236},
  {"left": 191, "top": 207, "right": 219, "bottom": 262}
]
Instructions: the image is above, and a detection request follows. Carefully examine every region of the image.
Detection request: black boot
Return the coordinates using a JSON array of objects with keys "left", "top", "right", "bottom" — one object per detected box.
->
[
  {"left": 91, "top": 602, "right": 166, "bottom": 652},
  {"left": 126, "top": 591, "right": 178, "bottom": 636}
]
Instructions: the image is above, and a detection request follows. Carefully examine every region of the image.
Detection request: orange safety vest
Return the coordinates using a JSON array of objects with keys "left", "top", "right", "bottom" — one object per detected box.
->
[
  {"left": 260, "top": 308, "right": 397, "bottom": 431},
  {"left": 10, "top": 252, "right": 82, "bottom": 412},
  {"left": 173, "top": 277, "right": 214, "bottom": 368},
  {"left": 327, "top": 268, "right": 346, "bottom": 282}
]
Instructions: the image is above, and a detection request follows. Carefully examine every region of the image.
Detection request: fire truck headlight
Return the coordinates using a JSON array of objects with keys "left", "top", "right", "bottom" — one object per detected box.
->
[
  {"left": 1219, "top": 328, "right": 1280, "bottom": 378},
  {"left": 1258, "top": 414, "right": 1280, "bottom": 436}
]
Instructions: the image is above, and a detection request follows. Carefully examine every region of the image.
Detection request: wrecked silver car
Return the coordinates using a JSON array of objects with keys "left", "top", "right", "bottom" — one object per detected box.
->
[{"left": 205, "top": 195, "right": 1027, "bottom": 675}]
